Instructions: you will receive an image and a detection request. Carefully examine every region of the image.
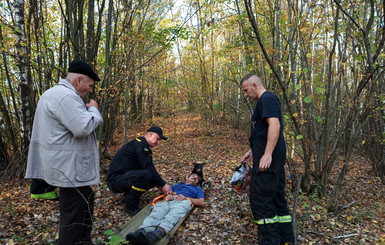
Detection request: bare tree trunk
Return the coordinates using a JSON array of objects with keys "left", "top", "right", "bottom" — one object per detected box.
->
[
  {"left": 319, "top": 3, "right": 340, "bottom": 188},
  {"left": 66, "top": 0, "right": 85, "bottom": 59},
  {"left": 129, "top": 73, "right": 138, "bottom": 120},
  {"left": 12, "top": 0, "right": 33, "bottom": 154},
  {"left": 363, "top": 117, "right": 385, "bottom": 184},
  {"left": 0, "top": 133, "right": 8, "bottom": 171},
  {"left": 148, "top": 87, "right": 154, "bottom": 121},
  {"left": 30, "top": 0, "right": 44, "bottom": 96},
  {"left": 123, "top": 77, "right": 131, "bottom": 145},
  {"left": 137, "top": 69, "right": 144, "bottom": 122},
  {"left": 0, "top": 89, "right": 18, "bottom": 154},
  {"left": 86, "top": 0, "right": 95, "bottom": 63},
  {"left": 330, "top": 0, "right": 384, "bottom": 209},
  {"left": 97, "top": 0, "right": 114, "bottom": 144},
  {"left": 195, "top": 0, "right": 211, "bottom": 119},
  {"left": 0, "top": 26, "right": 19, "bottom": 154}
]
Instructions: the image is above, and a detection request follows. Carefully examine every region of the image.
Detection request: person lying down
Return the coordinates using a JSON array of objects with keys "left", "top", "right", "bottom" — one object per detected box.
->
[{"left": 125, "top": 173, "right": 205, "bottom": 245}]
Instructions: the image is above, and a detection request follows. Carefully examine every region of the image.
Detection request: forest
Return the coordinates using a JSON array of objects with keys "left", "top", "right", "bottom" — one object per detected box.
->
[{"left": 0, "top": 0, "right": 384, "bottom": 244}]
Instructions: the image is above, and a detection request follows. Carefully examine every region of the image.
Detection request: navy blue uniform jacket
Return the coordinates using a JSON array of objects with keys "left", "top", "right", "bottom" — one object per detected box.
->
[{"left": 107, "top": 137, "right": 166, "bottom": 188}]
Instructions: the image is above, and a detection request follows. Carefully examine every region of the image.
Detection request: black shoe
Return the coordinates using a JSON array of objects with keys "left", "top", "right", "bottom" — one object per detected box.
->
[
  {"left": 126, "top": 229, "right": 147, "bottom": 245},
  {"left": 144, "top": 228, "right": 165, "bottom": 244},
  {"left": 124, "top": 207, "right": 141, "bottom": 216}
]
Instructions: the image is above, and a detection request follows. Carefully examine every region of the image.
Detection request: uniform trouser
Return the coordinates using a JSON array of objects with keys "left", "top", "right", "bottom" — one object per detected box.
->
[
  {"left": 250, "top": 163, "right": 295, "bottom": 244},
  {"left": 108, "top": 170, "right": 155, "bottom": 210},
  {"left": 58, "top": 186, "right": 94, "bottom": 245},
  {"left": 140, "top": 199, "right": 191, "bottom": 233},
  {"left": 30, "top": 179, "right": 59, "bottom": 200}
]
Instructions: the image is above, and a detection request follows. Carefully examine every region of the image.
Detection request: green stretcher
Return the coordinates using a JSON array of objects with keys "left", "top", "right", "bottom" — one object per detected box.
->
[
  {"left": 116, "top": 182, "right": 210, "bottom": 245},
  {"left": 116, "top": 199, "right": 195, "bottom": 245}
]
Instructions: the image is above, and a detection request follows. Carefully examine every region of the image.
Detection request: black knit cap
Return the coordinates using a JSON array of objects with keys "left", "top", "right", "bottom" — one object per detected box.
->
[
  {"left": 147, "top": 126, "right": 168, "bottom": 140},
  {"left": 68, "top": 60, "right": 101, "bottom": 81}
]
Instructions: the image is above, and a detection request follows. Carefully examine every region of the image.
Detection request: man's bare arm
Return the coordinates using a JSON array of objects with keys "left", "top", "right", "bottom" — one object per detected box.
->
[
  {"left": 259, "top": 117, "right": 280, "bottom": 171},
  {"left": 173, "top": 194, "right": 205, "bottom": 207}
]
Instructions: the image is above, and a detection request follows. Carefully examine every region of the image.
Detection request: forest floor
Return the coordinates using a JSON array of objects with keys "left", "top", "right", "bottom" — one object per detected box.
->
[{"left": 1, "top": 113, "right": 384, "bottom": 245}]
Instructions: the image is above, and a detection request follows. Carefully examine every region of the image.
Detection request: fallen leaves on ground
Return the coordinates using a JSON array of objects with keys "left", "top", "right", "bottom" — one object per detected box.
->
[{"left": 0, "top": 113, "right": 384, "bottom": 244}]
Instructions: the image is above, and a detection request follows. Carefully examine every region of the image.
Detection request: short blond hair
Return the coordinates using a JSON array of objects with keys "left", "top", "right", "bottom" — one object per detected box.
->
[{"left": 240, "top": 73, "right": 261, "bottom": 86}]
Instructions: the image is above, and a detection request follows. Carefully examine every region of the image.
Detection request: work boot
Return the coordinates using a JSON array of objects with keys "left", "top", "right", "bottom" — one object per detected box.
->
[
  {"left": 126, "top": 229, "right": 147, "bottom": 245},
  {"left": 278, "top": 222, "right": 295, "bottom": 244},
  {"left": 124, "top": 207, "right": 141, "bottom": 216},
  {"left": 124, "top": 189, "right": 144, "bottom": 215},
  {"left": 144, "top": 227, "right": 165, "bottom": 244},
  {"left": 258, "top": 223, "right": 281, "bottom": 245}
]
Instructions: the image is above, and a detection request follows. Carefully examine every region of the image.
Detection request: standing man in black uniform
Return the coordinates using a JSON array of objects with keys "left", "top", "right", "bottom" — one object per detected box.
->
[
  {"left": 240, "top": 74, "right": 295, "bottom": 244},
  {"left": 107, "top": 126, "right": 172, "bottom": 215}
]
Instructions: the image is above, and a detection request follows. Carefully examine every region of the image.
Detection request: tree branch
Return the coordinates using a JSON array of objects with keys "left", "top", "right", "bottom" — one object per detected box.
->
[{"left": 332, "top": 0, "right": 364, "bottom": 33}]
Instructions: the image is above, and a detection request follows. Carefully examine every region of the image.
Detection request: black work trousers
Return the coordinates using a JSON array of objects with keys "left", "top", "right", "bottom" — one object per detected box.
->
[
  {"left": 58, "top": 186, "right": 94, "bottom": 245},
  {"left": 108, "top": 170, "right": 155, "bottom": 210},
  {"left": 108, "top": 169, "right": 155, "bottom": 193},
  {"left": 250, "top": 159, "right": 294, "bottom": 244}
]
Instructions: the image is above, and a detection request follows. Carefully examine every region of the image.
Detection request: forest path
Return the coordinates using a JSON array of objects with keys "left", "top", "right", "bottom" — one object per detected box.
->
[{"left": 0, "top": 113, "right": 384, "bottom": 244}]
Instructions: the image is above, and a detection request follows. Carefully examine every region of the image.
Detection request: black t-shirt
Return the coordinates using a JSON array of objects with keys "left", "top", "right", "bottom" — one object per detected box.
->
[{"left": 250, "top": 91, "right": 285, "bottom": 158}]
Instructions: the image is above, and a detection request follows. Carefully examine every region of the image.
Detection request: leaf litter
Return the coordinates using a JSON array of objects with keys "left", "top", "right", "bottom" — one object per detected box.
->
[{"left": 0, "top": 114, "right": 384, "bottom": 244}]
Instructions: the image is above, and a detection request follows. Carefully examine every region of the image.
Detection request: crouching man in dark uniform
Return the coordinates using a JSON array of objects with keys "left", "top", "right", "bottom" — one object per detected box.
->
[{"left": 107, "top": 126, "right": 172, "bottom": 215}]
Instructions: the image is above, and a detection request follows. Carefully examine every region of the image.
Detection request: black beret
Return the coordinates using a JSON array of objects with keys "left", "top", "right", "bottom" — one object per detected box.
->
[{"left": 68, "top": 60, "right": 101, "bottom": 81}]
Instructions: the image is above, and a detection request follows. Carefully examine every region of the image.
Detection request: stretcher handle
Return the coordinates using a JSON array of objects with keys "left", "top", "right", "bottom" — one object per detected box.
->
[{"left": 152, "top": 194, "right": 166, "bottom": 206}]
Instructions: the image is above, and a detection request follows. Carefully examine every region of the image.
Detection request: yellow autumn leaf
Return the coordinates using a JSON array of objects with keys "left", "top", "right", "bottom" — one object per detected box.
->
[
  {"left": 292, "top": 113, "right": 298, "bottom": 118},
  {"left": 346, "top": 216, "right": 353, "bottom": 221}
]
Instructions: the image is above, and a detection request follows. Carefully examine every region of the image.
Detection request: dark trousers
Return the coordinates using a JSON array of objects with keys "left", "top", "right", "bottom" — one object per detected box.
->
[
  {"left": 58, "top": 186, "right": 94, "bottom": 245},
  {"left": 108, "top": 170, "right": 155, "bottom": 210},
  {"left": 108, "top": 170, "right": 154, "bottom": 193},
  {"left": 30, "top": 179, "right": 57, "bottom": 194},
  {"left": 250, "top": 163, "right": 295, "bottom": 244}
]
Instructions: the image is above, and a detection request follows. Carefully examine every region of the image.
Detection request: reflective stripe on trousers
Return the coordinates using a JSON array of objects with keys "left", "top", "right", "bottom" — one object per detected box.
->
[
  {"left": 31, "top": 190, "right": 58, "bottom": 200},
  {"left": 257, "top": 215, "right": 278, "bottom": 225},
  {"left": 257, "top": 215, "right": 292, "bottom": 225},
  {"left": 132, "top": 185, "right": 147, "bottom": 192},
  {"left": 278, "top": 215, "right": 292, "bottom": 223}
]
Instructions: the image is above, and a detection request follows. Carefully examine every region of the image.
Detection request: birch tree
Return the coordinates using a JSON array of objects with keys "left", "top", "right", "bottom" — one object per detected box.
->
[{"left": 12, "top": 0, "right": 33, "bottom": 154}]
